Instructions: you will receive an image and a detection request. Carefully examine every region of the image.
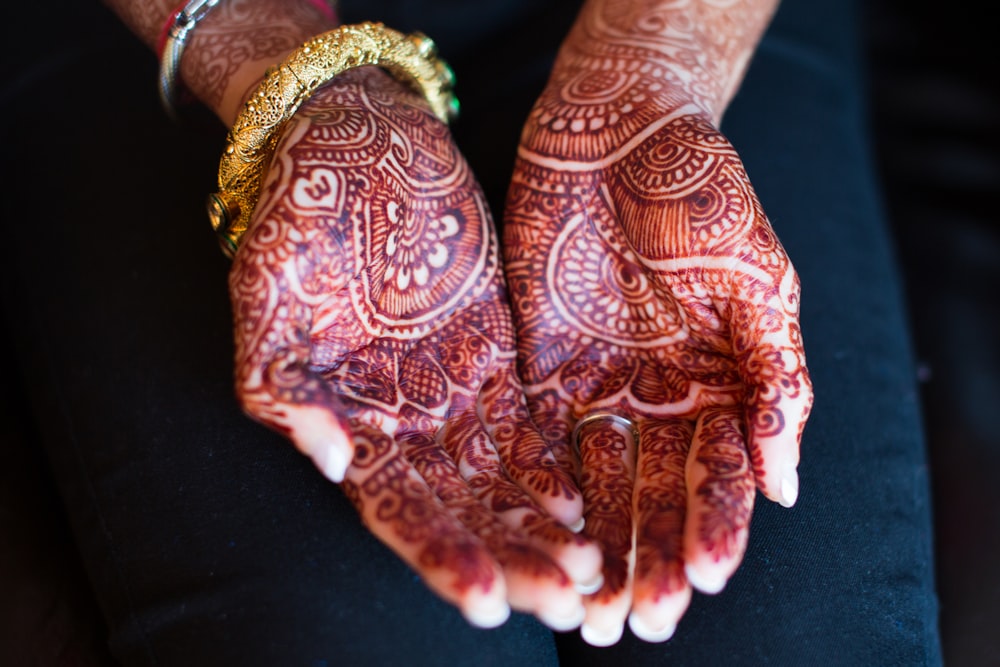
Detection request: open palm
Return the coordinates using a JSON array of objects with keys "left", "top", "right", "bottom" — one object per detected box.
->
[{"left": 505, "top": 105, "right": 812, "bottom": 643}]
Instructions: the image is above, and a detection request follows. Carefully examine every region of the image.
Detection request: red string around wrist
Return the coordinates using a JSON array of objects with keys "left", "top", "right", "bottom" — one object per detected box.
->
[
  {"left": 156, "top": 1, "right": 188, "bottom": 59},
  {"left": 305, "top": 0, "right": 338, "bottom": 23}
]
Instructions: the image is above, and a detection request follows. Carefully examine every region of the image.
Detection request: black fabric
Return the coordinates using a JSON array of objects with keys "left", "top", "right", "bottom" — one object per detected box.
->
[
  {"left": 865, "top": 1, "right": 1000, "bottom": 663},
  {"left": 0, "top": 0, "right": 942, "bottom": 664}
]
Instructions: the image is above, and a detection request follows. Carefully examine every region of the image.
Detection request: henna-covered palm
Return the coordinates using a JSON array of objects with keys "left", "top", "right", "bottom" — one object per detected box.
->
[
  {"left": 503, "top": 3, "right": 813, "bottom": 645},
  {"left": 228, "top": 67, "right": 601, "bottom": 629}
]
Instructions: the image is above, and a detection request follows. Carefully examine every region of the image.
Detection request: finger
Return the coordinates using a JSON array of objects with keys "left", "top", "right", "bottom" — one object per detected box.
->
[
  {"left": 479, "top": 365, "right": 584, "bottom": 529},
  {"left": 574, "top": 415, "right": 637, "bottom": 647},
  {"left": 730, "top": 260, "right": 813, "bottom": 506},
  {"left": 521, "top": 393, "right": 584, "bottom": 522},
  {"left": 396, "top": 414, "right": 585, "bottom": 631},
  {"left": 236, "top": 347, "right": 356, "bottom": 484},
  {"left": 683, "top": 406, "right": 755, "bottom": 595},
  {"left": 444, "top": 401, "right": 603, "bottom": 592},
  {"left": 229, "top": 233, "right": 359, "bottom": 483},
  {"left": 343, "top": 422, "right": 511, "bottom": 629},
  {"left": 629, "top": 419, "right": 692, "bottom": 643}
]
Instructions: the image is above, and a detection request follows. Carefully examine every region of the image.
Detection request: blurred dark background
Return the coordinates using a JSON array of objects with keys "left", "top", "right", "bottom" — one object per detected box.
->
[
  {"left": 1, "top": 0, "right": 997, "bottom": 664},
  {"left": 865, "top": 0, "right": 1000, "bottom": 663}
]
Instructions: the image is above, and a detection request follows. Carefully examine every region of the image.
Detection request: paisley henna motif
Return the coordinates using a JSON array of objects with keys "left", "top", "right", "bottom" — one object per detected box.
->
[
  {"left": 504, "top": 0, "right": 811, "bottom": 644},
  {"left": 228, "top": 68, "right": 597, "bottom": 627}
]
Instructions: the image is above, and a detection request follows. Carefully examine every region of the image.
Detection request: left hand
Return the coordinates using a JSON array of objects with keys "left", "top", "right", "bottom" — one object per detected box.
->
[
  {"left": 503, "top": 78, "right": 813, "bottom": 644},
  {"left": 228, "top": 67, "right": 601, "bottom": 629}
]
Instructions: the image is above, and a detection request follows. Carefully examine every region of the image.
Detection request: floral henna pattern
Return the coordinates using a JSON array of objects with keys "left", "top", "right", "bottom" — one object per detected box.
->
[
  {"left": 504, "top": 0, "right": 811, "bottom": 643},
  {"left": 228, "top": 68, "right": 595, "bottom": 625}
]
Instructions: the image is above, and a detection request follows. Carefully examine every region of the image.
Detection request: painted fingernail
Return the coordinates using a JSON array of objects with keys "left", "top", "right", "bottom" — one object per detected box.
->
[
  {"left": 317, "top": 445, "right": 348, "bottom": 483},
  {"left": 780, "top": 462, "right": 799, "bottom": 508},
  {"left": 567, "top": 517, "right": 586, "bottom": 533},
  {"left": 538, "top": 602, "right": 585, "bottom": 632},
  {"left": 581, "top": 621, "right": 624, "bottom": 647},
  {"left": 574, "top": 572, "right": 604, "bottom": 595},
  {"left": 628, "top": 611, "right": 676, "bottom": 643},
  {"left": 685, "top": 563, "right": 726, "bottom": 595}
]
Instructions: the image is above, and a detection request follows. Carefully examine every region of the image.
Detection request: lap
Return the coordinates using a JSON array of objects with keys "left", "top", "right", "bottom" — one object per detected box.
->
[{"left": 0, "top": 0, "right": 941, "bottom": 665}]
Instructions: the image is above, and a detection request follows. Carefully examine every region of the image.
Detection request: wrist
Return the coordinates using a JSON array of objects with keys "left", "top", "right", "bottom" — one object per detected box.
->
[
  {"left": 179, "top": 0, "right": 338, "bottom": 125},
  {"left": 553, "top": 0, "right": 779, "bottom": 124}
]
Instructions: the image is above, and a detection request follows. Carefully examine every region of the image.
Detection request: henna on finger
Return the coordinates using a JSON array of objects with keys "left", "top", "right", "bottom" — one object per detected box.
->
[
  {"left": 575, "top": 418, "right": 638, "bottom": 647},
  {"left": 441, "top": 400, "right": 602, "bottom": 588},
  {"left": 341, "top": 422, "right": 510, "bottom": 628},
  {"left": 630, "top": 419, "right": 692, "bottom": 642},
  {"left": 396, "top": 414, "right": 586, "bottom": 630},
  {"left": 683, "top": 406, "right": 755, "bottom": 593}
]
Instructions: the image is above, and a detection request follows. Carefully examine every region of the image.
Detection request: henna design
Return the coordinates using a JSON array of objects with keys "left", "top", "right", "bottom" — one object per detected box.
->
[
  {"left": 225, "top": 67, "right": 594, "bottom": 622},
  {"left": 343, "top": 422, "right": 501, "bottom": 596},
  {"left": 504, "top": 0, "right": 811, "bottom": 641},
  {"left": 633, "top": 420, "right": 691, "bottom": 597},
  {"left": 103, "top": 0, "right": 336, "bottom": 122},
  {"left": 577, "top": 424, "right": 635, "bottom": 603},
  {"left": 689, "top": 408, "right": 754, "bottom": 562}
]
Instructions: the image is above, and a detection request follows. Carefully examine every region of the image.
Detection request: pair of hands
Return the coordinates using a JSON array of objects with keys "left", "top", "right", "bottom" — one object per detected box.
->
[{"left": 228, "top": 59, "right": 811, "bottom": 644}]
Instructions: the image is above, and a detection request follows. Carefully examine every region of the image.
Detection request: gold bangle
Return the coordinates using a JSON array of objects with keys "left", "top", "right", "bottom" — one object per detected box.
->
[{"left": 206, "top": 22, "right": 459, "bottom": 257}]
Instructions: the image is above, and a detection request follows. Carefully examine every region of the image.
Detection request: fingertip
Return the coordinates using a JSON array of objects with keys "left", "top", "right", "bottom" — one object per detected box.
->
[
  {"left": 308, "top": 423, "right": 354, "bottom": 483},
  {"left": 757, "top": 459, "right": 799, "bottom": 507},
  {"left": 684, "top": 563, "right": 727, "bottom": 595},
  {"left": 561, "top": 538, "right": 603, "bottom": 588},
  {"left": 581, "top": 621, "right": 624, "bottom": 647},
  {"left": 779, "top": 461, "right": 799, "bottom": 508},
  {"left": 544, "top": 484, "right": 585, "bottom": 530},
  {"left": 630, "top": 585, "right": 691, "bottom": 641},
  {"left": 574, "top": 571, "right": 604, "bottom": 595},
  {"left": 463, "top": 599, "right": 512, "bottom": 629},
  {"left": 628, "top": 611, "right": 676, "bottom": 643},
  {"left": 315, "top": 444, "right": 349, "bottom": 483},
  {"left": 537, "top": 601, "right": 586, "bottom": 632}
]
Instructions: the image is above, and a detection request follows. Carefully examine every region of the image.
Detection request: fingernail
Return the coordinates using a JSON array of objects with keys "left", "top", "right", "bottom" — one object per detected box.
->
[
  {"left": 317, "top": 445, "right": 348, "bottom": 483},
  {"left": 567, "top": 517, "right": 586, "bottom": 533},
  {"left": 464, "top": 600, "right": 511, "bottom": 629},
  {"left": 780, "top": 462, "right": 799, "bottom": 508},
  {"left": 628, "top": 611, "right": 676, "bottom": 643},
  {"left": 685, "top": 563, "right": 726, "bottom": 595},
  {"left": 538, "top": 602, "right": 585, "bottom": 632},
  {"left": 581, "top": 621, "right": 624, "bottom": 647},
  {"left": 574, "top": 572, "right": 604, "bottom": 595}
]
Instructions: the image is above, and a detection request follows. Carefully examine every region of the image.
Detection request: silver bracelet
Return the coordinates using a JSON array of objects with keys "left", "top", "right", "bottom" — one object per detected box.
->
[{"left": 158, "top": 0, "right": 222, "bottom": 119}]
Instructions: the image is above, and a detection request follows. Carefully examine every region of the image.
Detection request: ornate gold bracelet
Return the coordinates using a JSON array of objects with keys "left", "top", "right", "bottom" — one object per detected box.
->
[{"left": 206, "top": 22, "right": 459, "bottom": 257}]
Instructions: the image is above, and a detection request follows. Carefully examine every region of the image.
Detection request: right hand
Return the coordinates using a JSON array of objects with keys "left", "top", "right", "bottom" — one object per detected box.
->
[
  {"left": 227, "top": 66, "right": 602, "bottom": 629},
  {"left": 503, "top": 12, "right": 812, "bottom": 642}
]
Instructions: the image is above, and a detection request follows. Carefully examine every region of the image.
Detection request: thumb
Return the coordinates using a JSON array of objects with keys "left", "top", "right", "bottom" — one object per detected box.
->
[
  {"left": 729, "top": 255, "right": 813, "bottom": 507},
  {"left": 237, "top": 348, "right": 356, "bottom": 482}
]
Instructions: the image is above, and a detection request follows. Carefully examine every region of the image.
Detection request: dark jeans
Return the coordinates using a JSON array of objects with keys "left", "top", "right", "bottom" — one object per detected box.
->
[{"left": 1, "top": 0, "right": 943, "bottom": 664}]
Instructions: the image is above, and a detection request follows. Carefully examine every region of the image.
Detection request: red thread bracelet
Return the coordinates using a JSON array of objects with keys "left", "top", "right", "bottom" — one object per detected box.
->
[
  {"left": 306, "top": 0, "right": 338, "bottom": 23},
  {"left": 156, "top": 1, "right": 189, "bottom": 60}
]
